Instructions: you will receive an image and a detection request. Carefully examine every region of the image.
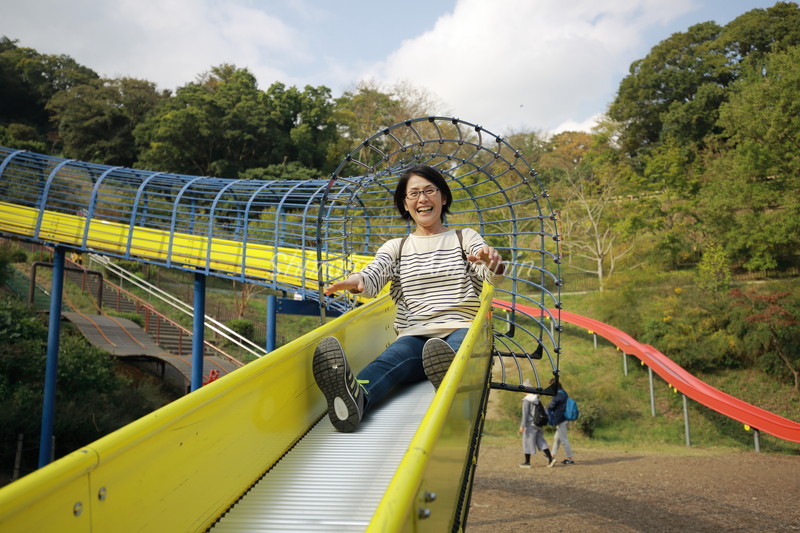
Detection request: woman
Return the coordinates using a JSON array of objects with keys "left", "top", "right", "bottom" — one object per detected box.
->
[
  {"left": 519, "top": 381, "right": 555, "bottom": 468},
  {"left": 313, "top": 164, "right": 505, "bottom": 432}
]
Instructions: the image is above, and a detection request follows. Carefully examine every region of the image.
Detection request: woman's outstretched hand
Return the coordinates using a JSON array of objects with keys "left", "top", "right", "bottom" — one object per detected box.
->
[
  {"left": 324, "top": 273, "right": 365, "bottom": 295},
  {"left": 467, "top": 245, "right": 505, "bottom": 274}
]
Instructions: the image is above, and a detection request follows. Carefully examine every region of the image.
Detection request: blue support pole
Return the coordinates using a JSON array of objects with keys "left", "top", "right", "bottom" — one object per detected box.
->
[
  {"left": 266, "top": 294, "right": 277, "bottom": 352},
  {"left": 38, "top": 246, "right": 65, "bottom": 467},
  {"left": 191, "top": 272, "right": 206, "bottom": 392}
]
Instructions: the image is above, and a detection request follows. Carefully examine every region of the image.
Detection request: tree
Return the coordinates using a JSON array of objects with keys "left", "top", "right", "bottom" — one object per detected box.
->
[
  {"left": 329, "top": 79, "right": 442, "bottom": 167},
  {"left": 0, "top": 36, "right": 99, "bottom": 148},
  {"left": 134, "top": 65, "right": 272, "bottom": 177},
  {"left": 266, "top": 82, "right": 337, "bottom": 170},
  {"left": 558, "top": 173, "right": 641, "bottom": 291},
  {"left": 608, "top": 21, "right": 729, "bottom": 157},
  {"left": 731, "top": 288, "right": 800, "bottom": 390},
  {"left": 609, "top": 2, "right": 800, "bottom": 161},
  {"left": 134, "top": 65, "right": 336, "bottom": 177},
  {"left": 47, "top": 77, "right": 167, "bottom": 166},
  {"left": 698, "top": 45, "right": 800, "bottom": 271}
]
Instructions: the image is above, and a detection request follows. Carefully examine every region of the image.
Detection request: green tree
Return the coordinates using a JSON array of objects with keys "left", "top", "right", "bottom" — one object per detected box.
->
[
  {"left": 329, "top": 79, "right": 441, "bottom": 168},
  {"left": 698, "top": 45, "right": 800, "bottom": 271},
  {"left": 608, "top": 21, "right": 729, "bottom": 157},
  {"left": 46, "top": 77, "right": 167, "bottom": 166},
  {"left": 239, "top": 161, "right": 321, "bottom": 181},
  {"left": 730, "top": 288, "right": 800, "bottom": 390},
  {"left": 0, "top": 36, "right": 99, "bottom": 149},
  {"left": 266, "top": 82, "right": 337, "bottom": 170},
  {"left": 134, "top": 65, "right": 272, "bottom": 177},
  {"left": 134, "top": 65, "right": 336, "bottom": 177},
  {"left": 609, "top": 2, "right": 800, "bottom": 160}
]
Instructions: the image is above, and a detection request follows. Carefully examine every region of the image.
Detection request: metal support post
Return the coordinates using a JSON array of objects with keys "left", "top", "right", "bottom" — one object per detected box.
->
[
  {"left": 648, "top": 366, "right": 655, "bottom": 417},
  {"left": 682, "top": 394, "right": 691, "bottom": 447},
  {"left": 623, "top": 353, "right": 628, "bottom": 376},
  {"left": 266, "top": 294, "right": 277, "bottom": 352},
  {"left": 753, "top": 429, "right": 761, "bottom": 452},
  {"left": 191, "top": 272, "right": 206, "bottom": 392},
  {"left": 39, "top": 246, "right": 65, "bottom": 467}
]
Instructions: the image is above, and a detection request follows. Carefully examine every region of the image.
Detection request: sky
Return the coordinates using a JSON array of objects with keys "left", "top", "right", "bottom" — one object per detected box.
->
[{"left": 0, "top": 0, "right": 787, "bottom": 135}]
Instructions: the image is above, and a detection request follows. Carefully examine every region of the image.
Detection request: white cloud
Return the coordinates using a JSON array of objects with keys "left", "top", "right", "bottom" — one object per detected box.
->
[
  {"left": 2, "top": 0, "right": 311, "bottom": 92},
  {"left": 371, "top": 0, "right": 698, "bottom": 133},
  {"left": 552, "top": 113, "right": 603, "bottom": 134}
]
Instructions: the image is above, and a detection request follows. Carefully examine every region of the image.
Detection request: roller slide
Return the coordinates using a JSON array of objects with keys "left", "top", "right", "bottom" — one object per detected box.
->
[{"left": 0, "top": 197, "right": 495, "bottom": 531}]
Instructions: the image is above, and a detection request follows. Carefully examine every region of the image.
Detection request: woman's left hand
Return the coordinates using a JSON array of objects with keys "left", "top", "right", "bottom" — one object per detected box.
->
[{"left": 467, "top": 245, "right": 505, "bottom": 274}]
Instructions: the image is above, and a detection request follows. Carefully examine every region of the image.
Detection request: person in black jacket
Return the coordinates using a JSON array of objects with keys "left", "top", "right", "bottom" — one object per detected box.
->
[{"left": 547, "top": 377, "right": 574, "bottom": 465}]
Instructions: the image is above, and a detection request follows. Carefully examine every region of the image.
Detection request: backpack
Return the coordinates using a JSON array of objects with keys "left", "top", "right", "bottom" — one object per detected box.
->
[
  {"left": 533, "top": 401, "right": 548, "bottom": 427},
  {"left": 564, "top": 397, "right": 580, "bottom": 421}
]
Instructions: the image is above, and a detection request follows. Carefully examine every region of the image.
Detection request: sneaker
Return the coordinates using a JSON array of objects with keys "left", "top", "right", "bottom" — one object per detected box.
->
[
  {"left": 422, "top": 338, "right": 456, "bottom": 389},
  {"left": 562, "top": 459, "right": 574, "bottom": 465},
  {"left": 312, "top": 337, "right": 365, "bottom": 433},
  {"left": 547, "top": 457, "right": 557, "bottom": 468},
  {"left": 519, "top": 462, "right": 531, "bottom": 469}
]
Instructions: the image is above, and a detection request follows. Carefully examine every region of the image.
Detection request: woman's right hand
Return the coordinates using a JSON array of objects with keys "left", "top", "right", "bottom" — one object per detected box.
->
[{"left": 324, "top": 273, "right": 365, "bottom": 295}]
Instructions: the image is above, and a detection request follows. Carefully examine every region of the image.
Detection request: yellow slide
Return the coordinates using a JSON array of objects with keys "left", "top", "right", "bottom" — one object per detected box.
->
[{"left": 0, "top": 201, "right": 495, "bottom": 532}]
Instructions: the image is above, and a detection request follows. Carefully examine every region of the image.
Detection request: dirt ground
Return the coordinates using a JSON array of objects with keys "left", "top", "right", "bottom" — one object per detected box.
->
[{"left": 467, "top": 442, "right": 800, "bottom": 532}]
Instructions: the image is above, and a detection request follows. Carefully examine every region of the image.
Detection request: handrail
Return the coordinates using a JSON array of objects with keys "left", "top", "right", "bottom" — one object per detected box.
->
[
  {"left": 101, "top": 274, "right": 244, "bottom": 366},
  {"left": 88, "top": 253, "right": 265, "bottom": 360}
]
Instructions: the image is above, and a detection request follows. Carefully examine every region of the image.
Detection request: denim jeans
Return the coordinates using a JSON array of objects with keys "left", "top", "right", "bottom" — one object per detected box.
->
[{"left": 357, "top": 328, "right": 468, "bottom": 412}]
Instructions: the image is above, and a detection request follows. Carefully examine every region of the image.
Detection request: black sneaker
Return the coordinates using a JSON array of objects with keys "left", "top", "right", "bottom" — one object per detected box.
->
[
  {"left": 562, "top": 459, "right": 574, "bottom": 465},
  {"left": 519, "top": 462, "right": 532, "bottom": 469},
  {"left": 422, "top": 338, "right": 456, "bottom": 389},
  {"left": 312, "top": 337, "right": 365, "bottom": 432}
]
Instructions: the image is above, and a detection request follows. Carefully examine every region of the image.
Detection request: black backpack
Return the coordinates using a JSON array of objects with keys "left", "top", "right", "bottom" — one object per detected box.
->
[{"left": 533, "top": 400, "right": 548, "bottom": 427}]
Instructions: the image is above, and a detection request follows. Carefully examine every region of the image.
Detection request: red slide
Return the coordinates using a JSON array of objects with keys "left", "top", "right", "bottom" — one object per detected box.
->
[{"left": 492, "top": 299, "right": 800, "bottom": 444}]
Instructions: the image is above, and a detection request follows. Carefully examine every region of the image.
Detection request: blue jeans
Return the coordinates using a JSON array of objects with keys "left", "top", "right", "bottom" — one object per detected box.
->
[{"left": 357, "top": 328, "right": 468, "bottom": 412}]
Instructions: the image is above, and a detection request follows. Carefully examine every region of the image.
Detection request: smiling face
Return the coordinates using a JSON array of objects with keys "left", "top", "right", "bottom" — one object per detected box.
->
[{"left": 403, "top": 173, "right": 448, "bottom": 235}]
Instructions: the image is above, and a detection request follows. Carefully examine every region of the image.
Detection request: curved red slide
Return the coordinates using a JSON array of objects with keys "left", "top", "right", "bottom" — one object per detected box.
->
[{"left": 492, "top": 299, "right": 800, "bottom": 444}]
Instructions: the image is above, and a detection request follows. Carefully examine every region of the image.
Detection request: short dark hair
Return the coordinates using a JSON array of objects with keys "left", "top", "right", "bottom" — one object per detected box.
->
[{"left": 393, "top": 165, "right": 453, "bottom": 221}]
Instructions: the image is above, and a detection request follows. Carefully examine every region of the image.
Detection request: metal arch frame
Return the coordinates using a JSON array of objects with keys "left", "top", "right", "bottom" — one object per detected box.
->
[
  {"left": 84, "top": 166, "right": 123, "bottom": 247},
  {"left": 319, "top": 116, "right": 563, "bottom": 392}
]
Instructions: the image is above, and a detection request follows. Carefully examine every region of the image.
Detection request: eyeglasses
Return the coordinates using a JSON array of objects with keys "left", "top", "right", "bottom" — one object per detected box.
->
[{"left": 406, "top": 187, "right": 439, "bottom": 200}]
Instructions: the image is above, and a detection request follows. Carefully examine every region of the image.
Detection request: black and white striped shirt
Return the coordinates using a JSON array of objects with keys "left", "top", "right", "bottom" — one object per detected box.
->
[{"left": 359, "top": 228, "right": 504, "bottom": 337}]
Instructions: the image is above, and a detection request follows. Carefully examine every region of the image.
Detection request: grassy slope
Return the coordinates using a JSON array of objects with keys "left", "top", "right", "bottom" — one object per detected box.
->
[{"left": 482, "top": 292, "right": 800, "bottom": 456}]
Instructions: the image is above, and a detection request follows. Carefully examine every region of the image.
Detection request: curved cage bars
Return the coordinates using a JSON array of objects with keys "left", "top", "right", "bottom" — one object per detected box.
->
[
  {"left": 0, "top": 116, "right": 563, "bottom": 392},
  {"left": 0, "top": 146, "right": 349, "bottom": 307},
  {"left": 318, "top": 116, "right": 563, "bottom": 393}
]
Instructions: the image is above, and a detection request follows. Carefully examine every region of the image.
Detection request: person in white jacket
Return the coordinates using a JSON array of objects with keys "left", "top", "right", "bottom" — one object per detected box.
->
[
  {"left": 313, "top": 164, "right": 505, "bottom": 432},
  {"left": 518, "top": 381, "right": 556, "bottom": 468}
]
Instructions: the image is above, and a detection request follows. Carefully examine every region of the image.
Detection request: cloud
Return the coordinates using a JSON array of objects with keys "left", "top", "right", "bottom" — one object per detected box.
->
[
  {"left": 372, "top": 0, "right": 698, "bottom": 133},
  {"left": 2, "top": 0, "right": 310, "bottom": 92}
]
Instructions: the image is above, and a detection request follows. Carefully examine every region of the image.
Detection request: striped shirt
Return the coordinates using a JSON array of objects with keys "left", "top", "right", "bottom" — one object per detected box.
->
[{"left": 359, "top": 228, "right": 504, "bottom": 337}]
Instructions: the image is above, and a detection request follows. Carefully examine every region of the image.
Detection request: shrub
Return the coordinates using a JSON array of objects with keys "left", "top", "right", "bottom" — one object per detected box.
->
[
  {"left": 573, "top": 402, "right": 602, "bottom": 437},
  {"left": 226, "top": 318, "right": 255, "bottom": 340}
]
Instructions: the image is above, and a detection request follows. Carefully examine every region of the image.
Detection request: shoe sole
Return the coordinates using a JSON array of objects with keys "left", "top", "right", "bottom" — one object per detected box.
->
[
  {"left": 312, "top": 337, "right": 362, "bottom": 432},
  {"left": 422, "top": 338, "right": 456, "bottom": 389},
  {"left": 547, "top": 460, "right": 557, "bottom": 468}
]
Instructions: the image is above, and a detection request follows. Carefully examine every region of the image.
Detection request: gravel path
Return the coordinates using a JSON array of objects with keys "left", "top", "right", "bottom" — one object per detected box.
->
[{"left": 467, "top": 443, "right": 800, "bottom": 532}]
